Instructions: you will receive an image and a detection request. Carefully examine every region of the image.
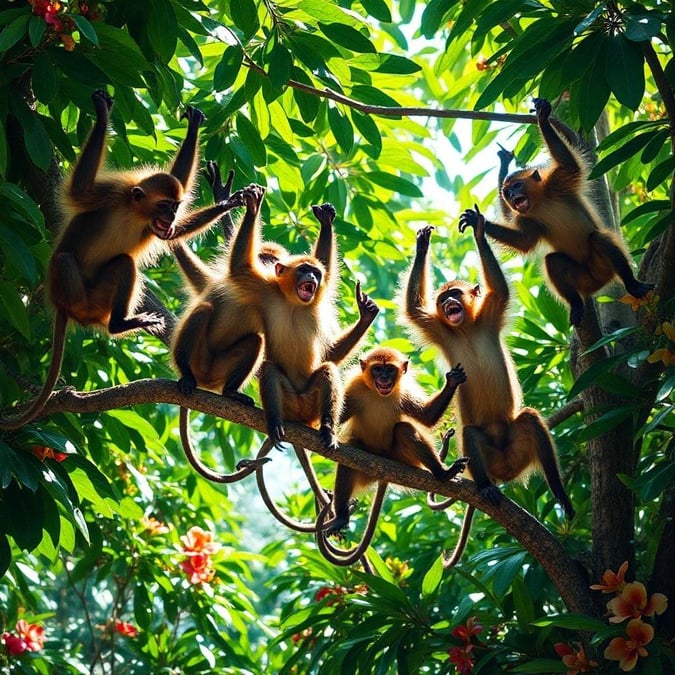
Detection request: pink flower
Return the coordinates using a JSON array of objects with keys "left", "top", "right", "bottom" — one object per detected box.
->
[
  {"left": 607, "top": 581, "right": 668, "bottom": 623},
  {"left": 15, "top": 620, "right": 44, "bottom": 652},
  {"left": 604, "top": 618, "right": 654, "bottom": 671},
  {"left": 114, "top": 620, "right": 138, "bottom": 638},
  {"left": 181, "top": 553, "right": 215, "bottom": 584},
  {"left": 590, "top": 560, "right": 629, "bottom": 594},
  {"left": 448, "top": 644, "right": 474, "bottom": 674},
  {"left": 3, "top": 632, "right": 27, "bottom": 656},
  {"left": 180, "top": 526, "right": 219, "bottom": 555}
]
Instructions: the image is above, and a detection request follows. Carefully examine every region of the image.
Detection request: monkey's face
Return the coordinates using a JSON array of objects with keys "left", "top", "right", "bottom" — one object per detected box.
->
[
  {"left": 502, "top": 170, "right": 541, "bottom": 214},
  {"left": 368, "top": 364, "right": 400, "bottom": 396},
  {"left": 151, "top": 199, "right": 181, "bottom": 239},
  {"left": 276, "top": 262, "right": 323, "bottom": 304},
  {"left": 437, "top": 282, "right": 479, "bottom": 328}
]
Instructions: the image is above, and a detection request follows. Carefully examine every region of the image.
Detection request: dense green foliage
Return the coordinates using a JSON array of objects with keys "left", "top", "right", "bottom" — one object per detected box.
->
[{"left": 0, "top": 0, "right": 673, "bottom": 672}]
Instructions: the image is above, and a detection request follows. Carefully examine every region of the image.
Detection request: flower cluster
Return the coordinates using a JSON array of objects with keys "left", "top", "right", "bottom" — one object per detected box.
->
[
  {"left": 114, "top": 620, "right": 138, "bottom": 638},
  {"left": 447, "top": 616, "right": 483, "bottom": 674},
  {"left": 141, "top": 515, "right": 170, "bottom": 536},
  {"left": 554, "top": 642, "right": 598, "bottom": 674},
  {"left": 2, "top": 620, "right": 45, "bottom": 657},
  {"left": 314, "top": 582, "right": 367, "bottom": 607},
  {"left": 31, "top": 445, "right": 68, "bottom": 462},
  {"left": 592, "top": 561, "right": 668, "bottom": 672},
  {"left": 179, "top": 526, "right": 220, "bottom": 585},
  {"left": 27, "top": 1, "right": 102, "bottom": 51},
  {"left": 647, "top": 320, "right": 675, "bottom": 367}
]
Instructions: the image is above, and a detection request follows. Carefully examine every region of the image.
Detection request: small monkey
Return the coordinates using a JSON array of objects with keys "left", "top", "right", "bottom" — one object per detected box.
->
[
  {"left": 461, "top": 97, "right": 652, "bottom": 326},
  {"left": 229, "top": 185, "right": 378, "bottom": 450},
  {"left": 0, "top": 90, "right": 238, "bottom": 430},
  {"left": 316, "top": 347, "right": 468, "bottom": 565},
  {"left": 402, "top": 214, "right": 574, "bottom": 567}
]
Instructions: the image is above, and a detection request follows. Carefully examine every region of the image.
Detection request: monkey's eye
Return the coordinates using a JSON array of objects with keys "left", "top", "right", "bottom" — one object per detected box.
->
[
  {"left": 511, "top": 181, "right": 523, "bottom": 190},
  {"left": 372, "top": 365, "right": 396, "bottom": 379},
  {"left": 298, "top": 264, "right": 321, "bottom": 281},
  {"left": 439, "top": 289, "right": 462, "bottom": 303}
]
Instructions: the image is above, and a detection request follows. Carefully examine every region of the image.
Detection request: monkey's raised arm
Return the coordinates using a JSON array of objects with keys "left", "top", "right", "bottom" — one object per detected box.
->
[
  {"left": 460, "top": 207, "right": 541, "bottom": 254},
  {"left": 172, "top": 243, "right": 214, "bottom": 294},
  {"left": 401, "top": 364, "right": 466, "bottom": 427},
  {"left": 68, "top": 89, "right": 112, "bottom": 201},
  {"left": 169, "top": 106, "right": 205, "bottom": 191},
  {"left": 405, "top": 226, "right": 434, "bottom": 322},
  {"left": 496, "top": 144, "right": 514, "bottom": 221},
  {"left": 229, "top": 185, "right": 265, "bottom": 277},
  {"left": 311, "top": 203, "right": 337, "bottom": 282},
  {"left": 324, "top": 281, "right": 379, "bottom": 364},
  {"left": 171, "top": 198, "right": 242, "bottom": 241},
  {"left": 206, "top": 162, "right": 236, "bottom": 242},
  {"left": 533, "top": 98, "right": 579, "bottom": 173}
]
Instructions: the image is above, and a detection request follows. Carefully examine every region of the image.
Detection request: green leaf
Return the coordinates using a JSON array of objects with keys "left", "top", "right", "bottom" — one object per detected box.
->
[
  {"left": 0, "top": 534, "right": 10, "bottom": 578},
  {"left": 421, "top": 0, "right": 454, "bottom": 39},
  {"left": 328, "top": 106, "right": 354, "bottom": 153},
  {"left": 640, "top": 128, "right": 670, "bottom": 163},
  {"left": 236, "top": 113, "right": 267, "bottom": 166},
  {"left": 567, "top": 352, "right": 629, "bottom": 399},
  {"left": 147, "top": 0, "right": 177, "bottom": 63},
  {"left": 0, "top": 226, "right": 38, "bottom": 286},
  {"left": 361, "top": 0, "right": 392, "bottom": 23},
  {"left": 581, "top": 326, "right": 640, "bottom": 355},
  {"left": 0, "top": 14, "right": 29, "bottom": 52},
  {"left": 512, "top": 659, "right": 567, "bottom": 673},
  {"left": 292, "top": 67, "right": 320, "bottom": 122},
  {"left": 351, "top": 110, "right": 381, "bottom": 154},
  {"left": 32, "top": 52, "right": 59, "bottom": 104},
  {"left": 28, "top": 14, "right": 46, "bottom": 48},
  {"left": 230, "top": 0, "right": 259, "bottom": 40},
  {"left": 574, "top": 40, "right": 611, "bottom": 130},
  {"left": 647, "top": 156, "right": 675, "bottom": 192},
  {"left": 421, "top": 556, "right": 444, "bottom": 597},
  {"left": 268, "top": 41, "right": 293, "bottom": 89},
  {"left": 214, "top": 45, "right": 243, "bottom": 91},
  {"left": 590, "top": 130, "right": 663, "bottom": 179},
  {"left": 0, "top": 281, "right": 30, "bottom": 339},
  {"left": 318, "top": 23, "right": 376, "bottom": 54},
  {"left": 574, "top": 3, "right": 607, "bottom": 35},
  {"left": 606, "top": 35, "right": 644, "bottom": 110},
  {"left": 367, "top": 171, "right": 422, "bottom": 197},
  {"left": 4, "top": 481, "right": 45, "bottom": 551},
  {"left": 70, "top": 14, "right": 98, "bottom": 45},
  {"left": 532, "top": 613, "right": 609, "bottom": 632},
  {"left": 376, "top": 53, "right": 421, "bottom": 74},
  {"left": 0, "top": 182, "right": 45, "bottom": 230},
  {"left": 577, "top": 406, "right": 635, "bottom": 441},
  {"left": 624, "top": 13, "right": 661, "bottom": 41}
]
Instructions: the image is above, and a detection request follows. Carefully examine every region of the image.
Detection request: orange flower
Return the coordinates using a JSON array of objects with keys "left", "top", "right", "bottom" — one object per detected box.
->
[
  {"left": 114, "top": 620, "right": 138, "bottom": 638},
  {"left": 607, "top": 581, "right": 668, "bottom": 623},
  {"left": 180, "top": 526, "right": 219, "bottom": 555},
  {"left": 142, "top": 515, "right": 170, "bottom": 535},
  {"left": 181, "top": 553, "right": 215, "bottom": 584},
  {"left": 554, "top": 642, "right": 598, "bottom": 674},
  {"left": 647, "top": 347, "right": 675, "bottom": 367},
  {"left": 475, "top": 55, "right": 490, "bottom": 71},
  {"left": 618, "top": 293, "right": 652, "bottom": 311},
  {"left": 590, "top": 560, "right": 629, "bottom": 593},
  {"left": 452, "top": 616, "right": 483, "bottom": 643},
  {"left": 15, "top": 620, "right": 44, "bottom": 652},
  {"left": 604, "top": 618, "right": 654, "bottom": 671},
  {"left": 31, "top": 445, "right": 68, "bottom": 462}
]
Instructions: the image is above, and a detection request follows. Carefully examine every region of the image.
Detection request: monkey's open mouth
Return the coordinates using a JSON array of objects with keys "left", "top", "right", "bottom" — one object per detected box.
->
[
  {"left": 374, "top": 379, "right": 394, "bottom": 396},
  {"left": 511, "top": 195, "right": 530, "bottom": 212},
  {"left": 152, "top": 218, "right": 174, "bottom": 240},
  {"left": 297, "top": 280, "right": 317, "bottom": 302},
  {"left": 442, "top": 298, "right": 465, "bottom": 325}
]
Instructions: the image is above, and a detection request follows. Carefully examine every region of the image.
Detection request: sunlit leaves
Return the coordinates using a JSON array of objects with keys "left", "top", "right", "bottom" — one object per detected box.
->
[
  {"left": 215, "top": 45, "right": 244, "bottom": 91},
  {"left": 606, "top": 35, "right": 644, "bottom": 110},
  {"left": 230, "top": 0, "right": 260, "bottom": 39}
]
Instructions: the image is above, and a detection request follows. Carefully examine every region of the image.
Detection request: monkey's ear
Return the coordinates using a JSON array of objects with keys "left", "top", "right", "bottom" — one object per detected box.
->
[
  {"left": 401, "top": 360, "right": 409, "bottom": 374},
  {"left": 359, "top": 359, "right": 367, "bottom": 371},
  {"left": 471, "top": 284, "right": 481, "bottom": 297},
  {"left": 131, "top": 186, "right": 145, "bottom": 201},
  {"left": 531, "top": 169, "right": 542, "bottom": 182},
  {"left": 275, "top": 262, "right": 286, "bottom": 276}
]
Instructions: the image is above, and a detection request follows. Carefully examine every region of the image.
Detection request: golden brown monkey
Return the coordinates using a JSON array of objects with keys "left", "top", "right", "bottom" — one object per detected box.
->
[
  {"left": 461, "top": 97, "right": 652, "bottom": 326},
  {"left": 228, "top": 184, "right": 379, "bottom": 451},
  {"left": 315, "top": 347, "right": 468, "bottom": 566},
  {"left": 0, "top": 90, "right": 237, "bottom": 430},
  {"left": 402, "top": 214, "right": 575, "bottom": 567}
]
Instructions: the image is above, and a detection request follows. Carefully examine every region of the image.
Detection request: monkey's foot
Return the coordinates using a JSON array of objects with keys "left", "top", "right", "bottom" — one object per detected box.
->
[
  {"left": 443, "top": 456, "right": 470, "bottom": 480},
  {"left": 235, "top": 457, "right": 272, "bottom": 471},
  {"left": 480, "top": 485, "right": 502, "bottom": 506},
  {"left": 625, "top": 280, "right": 654, "bottom": 299},
  {"left": 323, "top": 516, "right": 350, "bottom": 538},
  {"left": 269, "top": 425, "right": 286, "bottom": 448},
  {"left": 109, "top": 312, "right": 165, "bottom": 336},
  {"left": 319, "top": 425, "right": 338, "bottom": 451},
  {"left": 177, "top": 375, "right": 197, "bottom": 397},
  {"left": 223, "top": 390, "right": 255, "bottom": 407}
]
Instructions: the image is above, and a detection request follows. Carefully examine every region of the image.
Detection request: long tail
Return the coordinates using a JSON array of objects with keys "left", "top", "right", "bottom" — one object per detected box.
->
[
  {"left": 442, "top": 504, "right": 475, "bottom": 569},
  {"left": 0, "top": 311, "right": 68, "bottom": 430}
]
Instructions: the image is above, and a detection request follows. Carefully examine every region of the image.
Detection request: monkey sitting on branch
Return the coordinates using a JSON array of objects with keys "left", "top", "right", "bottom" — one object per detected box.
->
[
  {"left": 315, "top": 346, "right": 468, "bottom": 566},
  {"left": 401, "top": 213, "right": 575, "bottom": 568},
  {"left": 0, "top": 90, "right": 239, "bottom": 430},
  {"left": 461, "top": 97, "right": 652, "bottom": 327}
]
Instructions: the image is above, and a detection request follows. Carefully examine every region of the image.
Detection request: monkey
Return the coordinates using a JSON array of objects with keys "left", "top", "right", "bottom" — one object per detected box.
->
[
  {"left": 226, "top": 183, "right": 379, "bottom": 453},
  {"left": 0, "top": 89, "right": 240, "bottom": 430},
  {"left": 315, "top": 347, "right": 468, "bottom": 566},
  {"left": 402, "top": 213, "right": 575, "bottom": 568},
  {"left": 460, "top": 97, "right": 653, "bottom": 327},
  {"left": 175, "top": 184, "right": 379, "bottom": 481}
]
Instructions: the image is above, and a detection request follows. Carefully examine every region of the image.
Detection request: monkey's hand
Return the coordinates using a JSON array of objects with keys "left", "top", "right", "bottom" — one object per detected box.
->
[
  {"left": 445, "top": 363, "right": 466, "bottom": 388},
  {"left": 205, "top": 161, "right": 235, "bottom": 202},
  {"left": 496, "top": 143, "right": 514, "bottom": 168},
  {"left": 438, "top": 427, "right": 456, "bottom": 461},
  {"left": 480, "top": 484, "right": 502, "bottom": 507},
  {"left": 311, "top": 202, "right": 336, "bottom": 226},
  {"left": 221, "top": 188, "right": 246, "bottom": 211},
  {"left": 92, "top": 89, "right": 113, "bottom": 114},
  {"left": 416, "top": 225, "right": 434, "bottom": 254},
  {"left": 356, "top": 281, "right": 380, "bottom": 323},
  {"left": 531, "top": 97, "right": 551, "bottom": 123},
  {"left": 177, "top": 374, "right": 198, "bottom": 397},
  {"left": 269, "top": 423, "right": 286, "bottom": 448},
  {"left": 443, "top": 456, "right": 470, "bottom": 481},
  {"left": 458, "top": 205, "right": 485, "bottom": 240},
  {"left": 136, "top": 312, "right": 165, "bottom": 335},
  {"left": 319, "top": 424, "right": 339, "bottom": 451},
  {"left": 235, "top": 457, "right": 272, "bottom": 470},
  {"left": 183, "top": 105, "right": 206, "bottom": 129},
  {"left": 242, "top": 183, "right": 266, "bottom": 215}
]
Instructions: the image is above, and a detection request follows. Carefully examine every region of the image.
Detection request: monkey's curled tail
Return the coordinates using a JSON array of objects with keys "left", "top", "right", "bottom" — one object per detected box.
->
[
  {"left": 0, "top": 311, "right": 68, "bottom": 430},
  {"left": 179, "top": 406, "right": 268, "bottom": 483},
  {"left": 315, "top": 481, "right": 387, "bottom": 567},
  {"left": 442, "top": 504, "right": 475, "bottom": 569}
]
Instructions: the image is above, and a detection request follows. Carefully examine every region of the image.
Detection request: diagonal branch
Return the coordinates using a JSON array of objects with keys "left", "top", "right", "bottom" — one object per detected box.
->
[{"left": 34, "top": 379, "right": 594, "bottom": 615}]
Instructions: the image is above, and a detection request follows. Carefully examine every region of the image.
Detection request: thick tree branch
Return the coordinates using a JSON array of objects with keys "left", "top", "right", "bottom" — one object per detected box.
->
[{"left": 31, "top": 379, "right": 594, "bottom": 615}]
